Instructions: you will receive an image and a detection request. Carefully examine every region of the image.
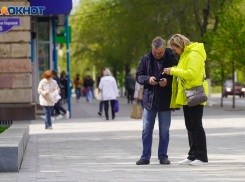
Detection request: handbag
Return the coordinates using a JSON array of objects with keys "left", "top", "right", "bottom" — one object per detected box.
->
[
  {"left": 130, "top": 104, "right": 142, "bottom": 119},
  {"left": 181, "top": 75, "right": 207, "bottom": 107},
  {"left": 113, "top": 100, "right": 119, "bottom": 112},
  {"left": 138, "top": 88, "right": 143, "bottom": 101},
  {"left": 97, "top": 91, "right": 102, "bottom": 101}
]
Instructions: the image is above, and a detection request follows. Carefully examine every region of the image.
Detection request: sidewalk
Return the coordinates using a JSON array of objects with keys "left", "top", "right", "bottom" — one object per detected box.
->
[{"left": 2, "top": 97, "right": 245, "bottom": 182}]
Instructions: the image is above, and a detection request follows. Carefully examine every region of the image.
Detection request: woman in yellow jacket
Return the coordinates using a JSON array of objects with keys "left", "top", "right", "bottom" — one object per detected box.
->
[{"left": 163, "top": 34, "right": 208, "bottom": 166}]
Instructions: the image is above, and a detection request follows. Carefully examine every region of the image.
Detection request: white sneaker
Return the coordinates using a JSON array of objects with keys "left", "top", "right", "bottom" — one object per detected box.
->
[
  {"left": 51, "top": 117, "right": 55, "bottom": 121},
  {"left": 178, "top": 159, "right": 193, "bottom": 165},
  {"left": 189, "top": 159, "right": 208, "bottom": 166},
  {"left": 56, "top": 114, "right": 63, "bottom": 120},
  {"left": 66, "top": 111, "right": 70, "bottom": 119},
  {"left": 40, "top": 115, "right": 45, "bottom": 120}
]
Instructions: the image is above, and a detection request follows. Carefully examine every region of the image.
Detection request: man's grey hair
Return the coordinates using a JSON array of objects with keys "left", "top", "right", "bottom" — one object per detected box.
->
[{"left": 151, "top": 37, "right": 166, "bottom": 49}]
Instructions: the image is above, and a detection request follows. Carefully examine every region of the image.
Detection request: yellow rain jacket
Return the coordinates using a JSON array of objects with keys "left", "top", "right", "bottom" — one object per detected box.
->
[{"left": 170, "top": 42, "right": 209, "bottom": 108}]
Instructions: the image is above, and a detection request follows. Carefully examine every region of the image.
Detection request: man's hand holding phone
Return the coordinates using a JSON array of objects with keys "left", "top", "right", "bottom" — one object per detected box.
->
[{"left": 149, "top": 77, "right": 158, "bottom": 85}]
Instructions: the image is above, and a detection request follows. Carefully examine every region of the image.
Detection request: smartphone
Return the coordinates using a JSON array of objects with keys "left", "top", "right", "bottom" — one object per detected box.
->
[{"left": 154, "top": 78, "right": 164, "bottom": 82}]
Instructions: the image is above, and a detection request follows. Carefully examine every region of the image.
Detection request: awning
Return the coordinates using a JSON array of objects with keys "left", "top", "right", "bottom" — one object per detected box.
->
[{"left": 30, "top": 0, "right": 72, "bottom": 15}]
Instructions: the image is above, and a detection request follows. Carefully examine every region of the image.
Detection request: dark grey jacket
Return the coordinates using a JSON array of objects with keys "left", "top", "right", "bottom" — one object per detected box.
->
[{"left": 136, "top": 49, "right": 179, "bottom": 111}]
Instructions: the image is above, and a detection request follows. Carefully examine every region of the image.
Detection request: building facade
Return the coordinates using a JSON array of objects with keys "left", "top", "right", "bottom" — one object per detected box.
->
[{"left": 0, "top": 0, "right": 72, "bottom": 120}]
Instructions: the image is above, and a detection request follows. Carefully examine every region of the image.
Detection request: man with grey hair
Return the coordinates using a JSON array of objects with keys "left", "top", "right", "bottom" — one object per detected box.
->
[{"left": 136, "top": 36, "right": 178, "bottom": 165}]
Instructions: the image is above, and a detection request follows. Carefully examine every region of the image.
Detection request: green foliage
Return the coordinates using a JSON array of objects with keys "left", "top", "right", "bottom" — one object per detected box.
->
[
  {"left": 204, "top": 0, "right": 245, "bottom": 85},
  {"left": 116, "top": 73, "right": 125, "bottom": 88},
  {"left": 211, "top": 86, "right": 222, "bottom": 93},
  {"left": 0, "top": 126, "right": 10, "bottom": 134},
  {"left": 58, "top": 0, "right": 245, "bottom": 86}
]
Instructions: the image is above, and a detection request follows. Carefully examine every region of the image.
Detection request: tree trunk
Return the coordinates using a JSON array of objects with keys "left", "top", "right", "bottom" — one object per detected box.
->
[
  {"left": 125, "top": 65, "right": 130, "bottom": 77},
  {"left": 221, "top": 64, "right": 224, "bottom": 107},
  {"left": 232, "top": 59, "right": 235, "bottom": 108},
  {"left": 112, "top": 68, "right": 117, "bottom": 78}
]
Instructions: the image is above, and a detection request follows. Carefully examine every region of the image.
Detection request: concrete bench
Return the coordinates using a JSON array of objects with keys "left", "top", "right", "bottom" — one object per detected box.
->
[{"left": 0, "top": 124, "right": 29, "bottom": 172}]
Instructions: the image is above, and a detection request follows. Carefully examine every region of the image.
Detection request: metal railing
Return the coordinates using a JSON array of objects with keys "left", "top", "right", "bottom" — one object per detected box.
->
[{"left": 0, "top": 120, "right": 13, "bottom": 125}]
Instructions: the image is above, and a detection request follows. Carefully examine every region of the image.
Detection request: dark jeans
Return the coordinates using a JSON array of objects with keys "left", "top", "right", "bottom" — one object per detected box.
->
[
  {"left": 42, "top": 106, "right": 53, "bottom": 128},
  {"left": 52, "top": 99, "right": 66, "bottom": 116},
  {"left": 104, "top": 100, "right": 115, "bottom": 119},
  {"left": 75, "top": 88, "right": 81, "bottom": 100},
  {"left": 127, "top": 89, "right": 134, "bottom": 103},
  {"left": 183, "top": 105, "right": 208, "bottom": 162},
  {"left": 141, "top": 103, "right": 171, "bottom": 160},
  {"left": 99, "top": 101, "right": 104, "bottom": 112}
]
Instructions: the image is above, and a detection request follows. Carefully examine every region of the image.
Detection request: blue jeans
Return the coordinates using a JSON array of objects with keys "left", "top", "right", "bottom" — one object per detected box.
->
[
  {"left": 99, "top": 101, "right": 104, "bottom": 112},
  {"left": 86, "top": 88, "right": 92, "bottom": 102},
  {"left": 42, "top": 106, "right": 53, "bottom": 128},
  {"left": 141, "top": 103, "right": 171, "bottom": 160},
  {"left": 75, "top": 88, "right": 81, "bottom": 100},
  {"left": 140, "top": 100, "right": 143, "bottom": 107},
  {"left": 91, "top": 87, "right": 95, "bottom": 99}
]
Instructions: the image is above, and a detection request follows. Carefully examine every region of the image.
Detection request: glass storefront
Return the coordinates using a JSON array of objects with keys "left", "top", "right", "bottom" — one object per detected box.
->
[
  {"left": 34, "top": 17, "right": 53, "bottom": 103},
  {"left": 38, "top": 43, "right": 50, "bottom": 81},
  {"left": 38, "top": 21, "right": 49, "bottom": 41}
]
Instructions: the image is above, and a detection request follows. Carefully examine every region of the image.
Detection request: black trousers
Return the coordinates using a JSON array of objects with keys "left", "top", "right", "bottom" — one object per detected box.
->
[
  {"left": 104, "top": 100, "right": 115, "bottom": 119},
  {"left": 183, "top": 105, "right": 208, "bottom": 162},
  {"left": 127, "top": 89, "right": 134, "bottom": 103}
]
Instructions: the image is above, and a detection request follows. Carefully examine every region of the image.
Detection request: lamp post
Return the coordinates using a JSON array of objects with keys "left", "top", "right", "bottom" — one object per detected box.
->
[{"left": 66, "top": 15, "right": 71, "bottom": 117}]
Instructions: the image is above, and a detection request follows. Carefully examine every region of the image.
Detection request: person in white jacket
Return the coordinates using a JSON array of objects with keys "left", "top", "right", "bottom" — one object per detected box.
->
[
  {"left": 38, "top": 70, "right": 59, "bottom": 130},
  {"left": 134, "top": 82, "right": 144, "bottom": 107},
  {"left": 99, "top": 69, "right": 119, "bottom": 120}
]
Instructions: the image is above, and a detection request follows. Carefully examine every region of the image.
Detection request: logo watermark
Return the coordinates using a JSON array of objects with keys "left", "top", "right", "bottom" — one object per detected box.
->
[{"left": 0, "top": 6, "right": 45, "bottom": 15}]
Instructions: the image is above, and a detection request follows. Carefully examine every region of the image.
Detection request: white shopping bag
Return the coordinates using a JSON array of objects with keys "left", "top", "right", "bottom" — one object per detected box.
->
[
  {"left": 50, "top": 89, "right": 61, "bottom": 103},
  {"left": 97, "top": 91, "right": 102, "bottom": 101}
]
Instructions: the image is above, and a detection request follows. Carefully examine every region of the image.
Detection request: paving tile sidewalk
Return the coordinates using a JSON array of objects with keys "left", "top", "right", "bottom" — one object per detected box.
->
[{"left": 2, "top": 96, "right": 245, "bottom": 182}]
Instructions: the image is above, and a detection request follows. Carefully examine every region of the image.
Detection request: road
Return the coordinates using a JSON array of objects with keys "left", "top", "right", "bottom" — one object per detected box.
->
[{"left": 211, "top": 93, "right": 245, "bottom": 109}]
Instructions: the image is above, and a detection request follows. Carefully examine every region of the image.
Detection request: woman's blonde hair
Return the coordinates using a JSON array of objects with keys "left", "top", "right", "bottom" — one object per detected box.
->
[
  {"left": 103, "top": 69, "right": 111, "bottom": 76},
  {"left": 168, "top": 34, "right": 191, "bottom": 50}
]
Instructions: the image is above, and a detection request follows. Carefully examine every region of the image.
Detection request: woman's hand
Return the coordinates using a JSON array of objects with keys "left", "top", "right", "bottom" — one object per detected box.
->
[
  {"left": 46, "top": 90, "right": 49, "bottom": 95},
  {"left": 135, "top": 98, "right": 139, "bottom": 104},
  {"left": 162, "top": 67, "right": 172, "bottom": 75}
]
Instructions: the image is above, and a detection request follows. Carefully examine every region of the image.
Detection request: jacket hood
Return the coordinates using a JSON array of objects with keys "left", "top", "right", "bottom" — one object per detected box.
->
[{"left": 184, "top": 42, "right": 206, "bottom": 61}]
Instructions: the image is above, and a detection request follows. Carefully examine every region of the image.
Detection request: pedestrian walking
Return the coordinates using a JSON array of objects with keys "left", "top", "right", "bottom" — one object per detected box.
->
[
  {"left": 60, "top": 71, "right": 68, "bottom": 102},
  {"left": 134, "top": 82, "right": 144, "bottom": 107},
  {"left": 136, "top": 37, "right": 178, "bottom": 165},
  {"left": 90, "top": 78, "right": 95, "bottom": 99},
  {"left": 97, "top": 68, "right": 105, "bottom": 116},
  {"left": 84, "top": 75, "right": 93, "bottom": 102},
  {"left": 37, "top": 70, "right": 59, "bottom": 129},
  {"left": 74, "top": 73, "right": 83, "bottom": 102},
  {"left": 99, "top": 69, "right": 119, "bottom": 120},
  {"left": 125, "top": 73, "right": 135, "bottom": 104},
  {"left": 163, "top": 34, "right": 209, "bottom": 166},
  {"left": 51, "top": 70, "right": 70, "bottom": 120}
]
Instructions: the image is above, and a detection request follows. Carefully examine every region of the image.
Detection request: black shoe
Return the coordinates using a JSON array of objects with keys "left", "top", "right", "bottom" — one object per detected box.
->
[
  {"left": 106, "top": 118, "right": 109, "bottom": 120},
  {"left": 136, "top": 159, "right": 150, "bottom": 165},
  {"left": 159, "top": 157, "right": 171, "bottom": 165},
  {"left": 98, "top": 112, "right": 102, "bottom": 116},
  {"left": 112, "top": 116, "right": 115, "bottom": 120}
]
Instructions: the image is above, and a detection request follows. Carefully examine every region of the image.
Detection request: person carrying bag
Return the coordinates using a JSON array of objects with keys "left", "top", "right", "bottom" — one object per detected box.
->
[{"left": 163, "top": 34, "right": 209, "bottom": 166}]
